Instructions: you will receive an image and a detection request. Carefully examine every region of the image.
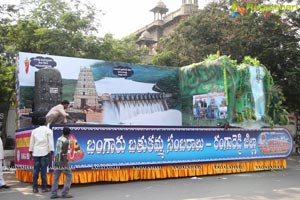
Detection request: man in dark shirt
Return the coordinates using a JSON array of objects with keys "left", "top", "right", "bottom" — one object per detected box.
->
[{"left": 50, "top": 127, "right": 73, "bottom": 199}]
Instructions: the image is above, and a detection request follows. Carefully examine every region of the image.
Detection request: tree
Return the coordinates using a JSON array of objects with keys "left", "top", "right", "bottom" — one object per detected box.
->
[
  {"left": 0, "top": 58, "right": 15, "bottom": 143},
  {"left": 0, "top": 4, "right": 18, "bottom": 142},
  {"left": 97, "top": 34, "right": 149, "bottom": 63},
  {"left": 152, "top": 1, "right": 300, "bottom": 113},
  {"left": 280, "top": 3, "right": 300, "bottom": 114},
  {"left": 19, "top": 0, "right": 101, "bottom": 35},
  {"left": 0, "top": 0, "right": 146, "bottom": 143}
]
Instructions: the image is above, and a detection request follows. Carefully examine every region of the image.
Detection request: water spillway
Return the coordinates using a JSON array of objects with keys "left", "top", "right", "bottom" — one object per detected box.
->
[{"left": 100, "top": 93, "right": 168, "bottom": 124}]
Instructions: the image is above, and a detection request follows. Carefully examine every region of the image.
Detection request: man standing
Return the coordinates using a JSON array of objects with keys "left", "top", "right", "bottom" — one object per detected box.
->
[
  {"left": 29, "top": 117, "right": 54, "bottom": 193},
  {"left": 46, "top": 100, "right": 70, "bottom": 124},
  {"left": 51, "top": 127, "right": 73, "bottom": 199},
  {"left": 0, "top": 137, "right": 9, "bottom": 189}
]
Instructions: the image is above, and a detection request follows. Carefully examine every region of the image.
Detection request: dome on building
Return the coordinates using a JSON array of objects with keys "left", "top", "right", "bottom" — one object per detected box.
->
[
  {"left": 157, "top": 0, "right": 167, "bottom": 8},
  {"left": 150, "top": 0, "right": 168, "bottom": 14}
]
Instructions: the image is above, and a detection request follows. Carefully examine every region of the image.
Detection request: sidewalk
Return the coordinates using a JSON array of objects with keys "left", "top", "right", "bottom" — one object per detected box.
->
[
  {"left": 1, "top": 172, "right": 36, "bottom": 198},
  {"left": 2, "top": 171, "right": 28, "bottom": 188}
]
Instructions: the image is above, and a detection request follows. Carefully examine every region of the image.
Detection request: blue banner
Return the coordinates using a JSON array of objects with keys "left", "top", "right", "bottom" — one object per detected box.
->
[{"left": 51, "top": 125, "right": 292, "bottom": 169}]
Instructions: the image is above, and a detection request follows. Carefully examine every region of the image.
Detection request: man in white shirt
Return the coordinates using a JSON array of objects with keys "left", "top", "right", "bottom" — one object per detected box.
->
[
  {"left": 29, "top": 117, "right": 54, "bottom": 193},
  {"left": 46, "top": 100, "right": 70, "bottom": 124},
  {"left": 0, "top": 137, "right": 9, "bottom": 189}
]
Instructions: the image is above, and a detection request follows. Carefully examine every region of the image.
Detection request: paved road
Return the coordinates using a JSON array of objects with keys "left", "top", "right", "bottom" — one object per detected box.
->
[{"left": 1, "top": 155, "right": 300, "bottom": 200}]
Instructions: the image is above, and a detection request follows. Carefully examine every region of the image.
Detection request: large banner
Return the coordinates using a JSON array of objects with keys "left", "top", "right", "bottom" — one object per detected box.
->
[
  {"left": 15, "top": 125, "right": 292, "bottom": 170},
  {"left": 17, "top": 52, "right": 284, "bottom": 130},
  {"left": 17, "top": 52, "right": 181, "bottom": 128}
]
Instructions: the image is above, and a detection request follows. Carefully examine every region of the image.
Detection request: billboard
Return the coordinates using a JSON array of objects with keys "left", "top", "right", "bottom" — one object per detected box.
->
[
  {"left": 16, "top": 52, "right": 279, "bottom": 129},
  {"left": 14, "top": 125, "right": 292, "bottom": 170},
  {"left": 17, "top": 52, "right": 181, "bottom": 128}
]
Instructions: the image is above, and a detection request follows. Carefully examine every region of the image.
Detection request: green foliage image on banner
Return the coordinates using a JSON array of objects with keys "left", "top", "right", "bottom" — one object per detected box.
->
[{"left": 179, "top": 54, "right": 288, "bottom": 128}]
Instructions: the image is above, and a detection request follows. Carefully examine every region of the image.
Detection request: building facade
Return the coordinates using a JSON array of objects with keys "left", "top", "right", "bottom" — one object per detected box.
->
[{"left": 134, "top": 0, "right": 199, "bottom": 55}]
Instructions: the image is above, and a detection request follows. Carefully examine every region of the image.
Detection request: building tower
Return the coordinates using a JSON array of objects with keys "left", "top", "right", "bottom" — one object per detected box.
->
[
  {"left": 135, "top": 0, "right": 199, "bottom": 62},
  {"left": 73, "top": 67, "right": 98, "bottom": 109},
  {"left": 151, "top": 0, "right": 169, "bottom": 21},
  {"left": 182, "top": 0, "right": 198, "bottom": 6}
]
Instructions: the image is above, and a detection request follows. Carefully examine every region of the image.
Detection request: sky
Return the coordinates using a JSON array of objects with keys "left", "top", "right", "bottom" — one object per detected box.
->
[
  {"left": 91, "top": 0, "right": 209, "bottom": 39},
  {"left": 1, "top": 0, "right": 209, "bottom": 39}
]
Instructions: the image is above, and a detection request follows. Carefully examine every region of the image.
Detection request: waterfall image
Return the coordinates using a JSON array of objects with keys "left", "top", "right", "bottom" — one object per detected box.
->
[
  {"left": 249, "top": 66, "right": 266, "bottom": 120},
  {"left": 96, "top": 77, "right": 182, "bottom": 126},
  {"left": 101, "top": 100, "right": 119, "bottom": 124}
]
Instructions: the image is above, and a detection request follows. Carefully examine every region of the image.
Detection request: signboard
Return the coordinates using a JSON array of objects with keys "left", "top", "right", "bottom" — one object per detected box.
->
[
  {"left": 14, "top": 125, "right": 292, "bottom": 170},
  {"left": 15, "top": 127, "right": 34, "bottom": 168}
]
